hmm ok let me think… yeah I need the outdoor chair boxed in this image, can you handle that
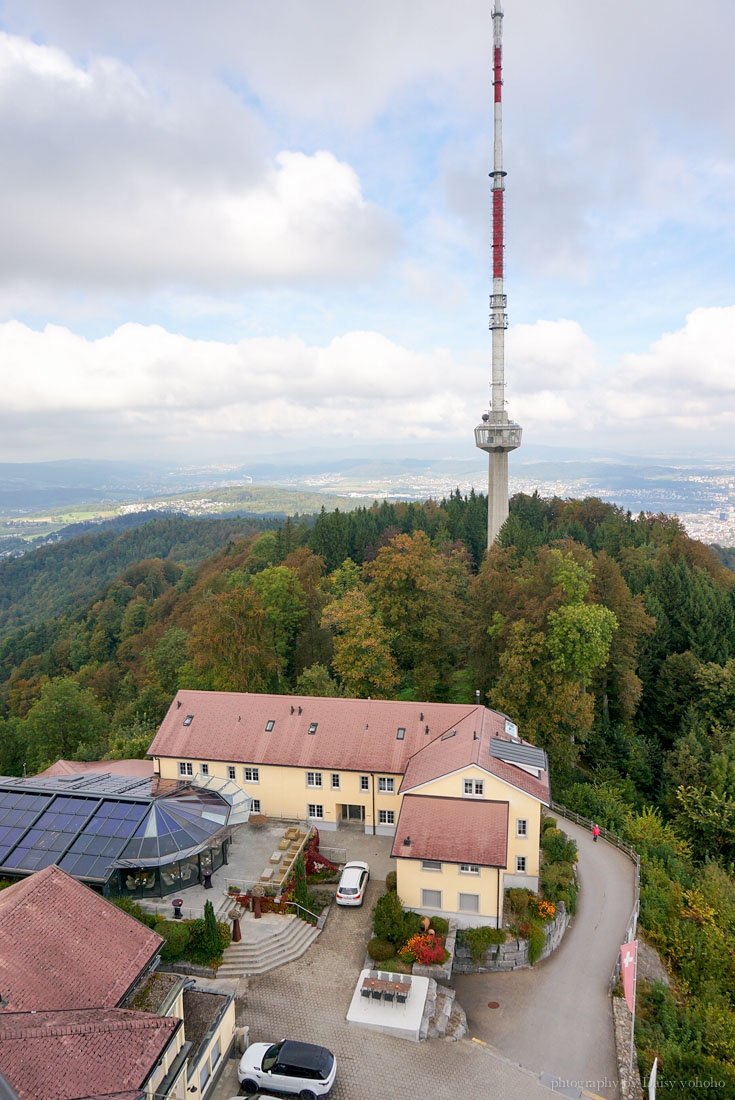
[383,990,395,1005]
[396,991,407,1005]
[371,989,382,1001]
[360,987,371,1000]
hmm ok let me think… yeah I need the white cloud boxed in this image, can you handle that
[0,31,396,292]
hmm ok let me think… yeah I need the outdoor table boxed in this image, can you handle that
[361,976,410,996]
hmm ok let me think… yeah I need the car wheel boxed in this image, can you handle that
[298,1090,317,1100]
[240,1080,258,1095]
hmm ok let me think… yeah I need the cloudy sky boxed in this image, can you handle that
[1,0,734,464]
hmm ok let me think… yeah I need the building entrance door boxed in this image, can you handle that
[340,804,365,824]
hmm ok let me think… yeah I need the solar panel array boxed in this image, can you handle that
[488,738,547,770]
[0,778,230,884]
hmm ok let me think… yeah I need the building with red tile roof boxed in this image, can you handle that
[148,688,552,927]
[36,758,154,778]
[0,1009,180,1100]
[0,865,162,1013]
[0,866,236,1100]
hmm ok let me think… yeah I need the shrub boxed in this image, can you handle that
[402,910,424,941]
[385,870,397,892]
[368,938,396,962]
[113,896,159,929]
[188,916,230,965]
[154,920,191,961]
[372,890,407,946]
[541,816,558,833]
[505,888,534,924]
[458,925,506,962]
[399,933,448,966]
[527,921,546,965]
[430,916,449,936]
[541,828,578,864]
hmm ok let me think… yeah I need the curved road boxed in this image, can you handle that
[454,816,636,1099]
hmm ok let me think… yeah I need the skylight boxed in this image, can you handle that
[396,727,406,740]
[440,729,456,741]
[183,715,194,726]
[308,722,318,735]
[265,720,275,732]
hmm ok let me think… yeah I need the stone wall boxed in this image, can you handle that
[453,901,570,974]
[612,996,644,1100]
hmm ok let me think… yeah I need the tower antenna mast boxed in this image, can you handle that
[474,0,522,548]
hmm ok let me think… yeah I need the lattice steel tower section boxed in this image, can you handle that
[474,0,522,548]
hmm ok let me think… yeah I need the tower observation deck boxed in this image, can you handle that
[474,0,522,548]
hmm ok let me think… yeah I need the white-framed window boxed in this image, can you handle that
[516,855,527,873]
[463,778,484,797]
[227,766,236,781]
[458,892,480,913]
[360,775,369,791]
[378,777,394,793]
[516,818,528,837]
[307,804,324,819]
[265,719,275,732]
[250,799,261,813]
[243,767,259,783]
[379,810,395,825]
[306,771,322,788]
[396,727,406,740]
[421,889,442,909]
[211,1037,221,1067]
[199,1061,210,1091]
[460,863,480,875]
[200,763,209,776]
[421,859,442,872]
[179,762,193,777]
[331,773,340,790]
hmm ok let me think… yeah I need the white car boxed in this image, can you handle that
[335,860,370,906]
[238,1039,337,1099]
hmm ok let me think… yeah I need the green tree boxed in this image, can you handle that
[23,678,107,772]
[295,664,341,698]
[188,587,278,692]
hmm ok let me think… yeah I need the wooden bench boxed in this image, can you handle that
[259,868,274,883]
[285,826,300,840]
[269,852,282,865]
[278,838,291,851]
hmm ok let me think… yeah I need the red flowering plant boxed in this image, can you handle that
[399,933,449,966]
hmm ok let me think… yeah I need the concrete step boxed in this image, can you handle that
[218,917,320,976]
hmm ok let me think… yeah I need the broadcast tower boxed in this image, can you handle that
[474,0,522,548]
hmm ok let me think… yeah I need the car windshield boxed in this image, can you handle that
[262,1043,282,1072]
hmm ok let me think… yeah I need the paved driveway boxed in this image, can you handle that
[454,817,636,1099]
[213,878,558,1100]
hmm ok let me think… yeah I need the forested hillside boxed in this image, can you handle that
[0,513,279,639]
[1,491,734,1095]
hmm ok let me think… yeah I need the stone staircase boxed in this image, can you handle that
[217,914,321,977]
[420,981,468,1041]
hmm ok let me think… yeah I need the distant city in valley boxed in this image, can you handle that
[1,448,734,554]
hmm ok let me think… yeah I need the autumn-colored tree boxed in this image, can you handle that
[364,531,470,696]
[187,587,278,692]
[321,588,398,698]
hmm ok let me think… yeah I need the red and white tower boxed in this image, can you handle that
[474,0,522,548]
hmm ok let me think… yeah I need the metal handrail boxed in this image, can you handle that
[550,800,640,991]
[285,900,320,923]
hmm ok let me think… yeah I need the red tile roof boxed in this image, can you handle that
[0,1008,179,1100]
[400,709,550,803]
[148,690,487,774]
[0,866,163,1012]
[391,795,509,866]
[35,758,154,778]
[148,691,549,807]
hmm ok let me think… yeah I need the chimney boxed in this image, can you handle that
[290,706,295,714]
[475,689,481,705]
[403,836,411,847]
[419,712,424,721]
[298,706,302,715]
[176,700,181,709]
[425,725,429,735]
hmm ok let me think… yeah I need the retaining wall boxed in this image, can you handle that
[453,901,570,973]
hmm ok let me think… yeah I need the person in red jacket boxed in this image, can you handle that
[592,823,601,843]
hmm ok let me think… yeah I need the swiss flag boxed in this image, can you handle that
[620,939,637,1012]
